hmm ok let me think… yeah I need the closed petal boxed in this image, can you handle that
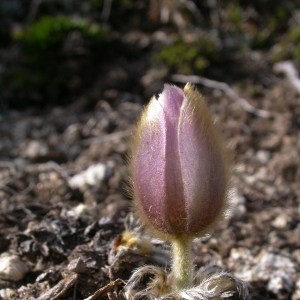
[160,85,186,235]
[132,85,188,236]
[132,97,167,233]
[179,83,229,235]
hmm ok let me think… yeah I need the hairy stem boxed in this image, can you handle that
[171,236,192,290]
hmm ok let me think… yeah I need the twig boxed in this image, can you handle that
[19,183,34,195]
[101,0,113,22]
[171,74,271,118]
[273,60,300,95]
[84,279,124,300]
[26,0,42,24]
[37,273,78,300]
[81,128,133,146]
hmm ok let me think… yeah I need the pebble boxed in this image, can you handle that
[255,150,271,164]
[292,278,300,300]
[24,140,49,160]
[254,250,296,281]
[0,288,15,298]
[267,270,294,294]
[229,188,246,218]
[229,248,297,295]
[0,253,29,281]
[271,214,290,229]
[67,258,86,273]
[69,163,113,189]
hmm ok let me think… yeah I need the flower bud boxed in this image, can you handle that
[131,83,229,239]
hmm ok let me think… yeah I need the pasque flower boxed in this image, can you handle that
[125,83,251,298]
[129,83,230,292]
[131,83,229,240]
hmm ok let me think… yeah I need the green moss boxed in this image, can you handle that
[155,34,218,74]
[89,0,104,8]
[7,15,112,106]
[288,26,300,43]
[292,45,300,62]
[228,4,245,26]
[13,15,110,54]
[274,6,289,21]
[271,25,300,62]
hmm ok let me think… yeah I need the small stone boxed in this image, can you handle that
[0,253,30,281]
[292,278,300,300]
[229,188,246,218]
[69,163,113,189]
[253,250,296,281]
[0,288,15,298]
[228,248,254,282]
[67,258,86,273]
[256,150,271,164]
[63,124,82,143]
[267,270,294,294]
[271,214,289,229]
[228,248,297,286]
[72,203,88,216]
[24,140,49,160]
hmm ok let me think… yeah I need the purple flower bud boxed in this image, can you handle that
[131,83,229,239]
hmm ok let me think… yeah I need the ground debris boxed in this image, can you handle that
[84,278,125,300]
[37,273,78,300]
[0,56,300,300]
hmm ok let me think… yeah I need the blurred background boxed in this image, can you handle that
[1,0,300,110]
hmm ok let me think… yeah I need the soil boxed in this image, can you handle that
[1,74,300,299]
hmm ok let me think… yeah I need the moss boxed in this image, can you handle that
[13,15,110,54]
[228,3,245,26]
[155,34,219,74]
[89,0,104,8]
[288,26,300,43]
[271,25,300,62]
[292,45,300,62]
[6,15,112,107]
